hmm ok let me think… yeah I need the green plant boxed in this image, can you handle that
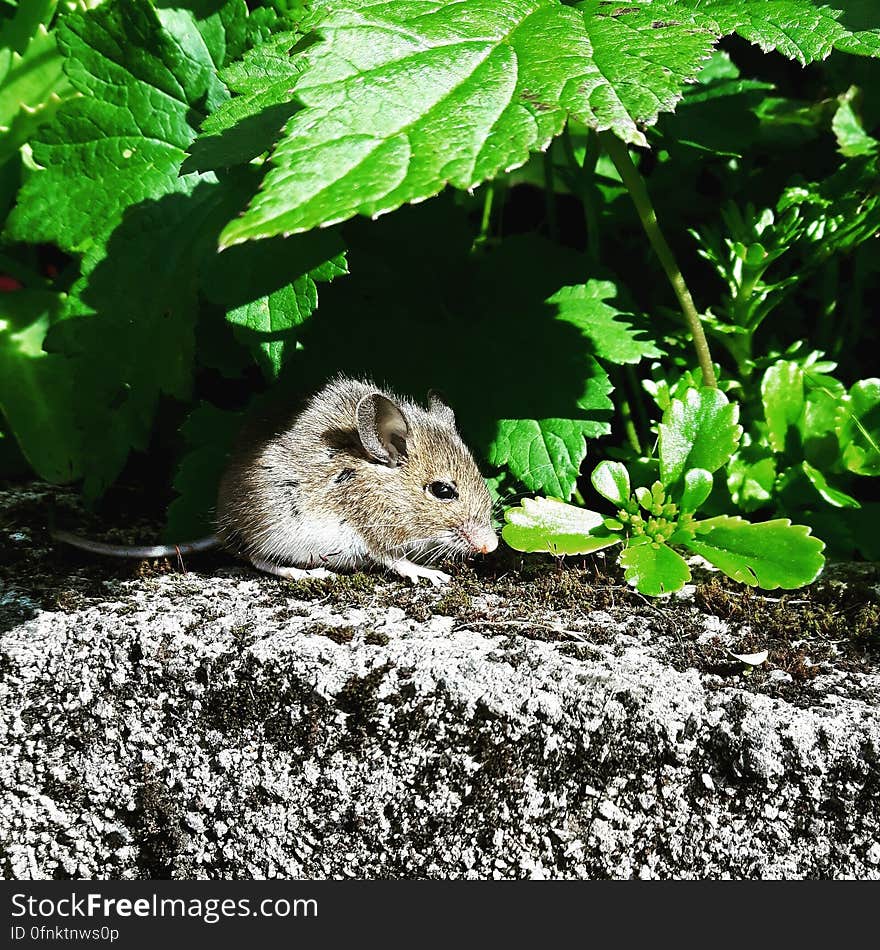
[0,0,878,584]
[503,386,826,595]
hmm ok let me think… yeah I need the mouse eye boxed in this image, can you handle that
[425,480,458,502]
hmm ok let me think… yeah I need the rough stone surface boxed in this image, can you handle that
[1,485,879,879]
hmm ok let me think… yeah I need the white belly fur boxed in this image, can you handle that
[266,513,370,570]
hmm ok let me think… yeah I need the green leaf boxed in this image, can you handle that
[203,231,348,379]
[727,454,776,511]
[832,93,878,157]
[685,515,825,589]
[218,0,720,245]
[799,387,844,470]
[502,496,619,555]
[491,418,595,500]
[841,378,880,476]
[0,1,56,59]
[0,7,73,166]
[576,1,718,141]
[5,0,248,253]
[633,0,880,64]
[591,460,630,506]
[0,289,83,483]
[761,359,804,453]
[51,172,255,497]
[183,30,308,173]
[619,539,691,596]
[658,387,742,485]
[679,467,713,512]
[802,461,860,508]
[548,282,663,364]
[2,0,273,496]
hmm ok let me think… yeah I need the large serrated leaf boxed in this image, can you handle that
[52,171,256,498]
[2,0,288,497]
[502,496,619,555]
[490,417,604,500]
[5,0,249,253]
[628,0,880,64]
[685,515,825,589]
[658,387,742,485]
[218,0,719,245]
[548,282,663,364]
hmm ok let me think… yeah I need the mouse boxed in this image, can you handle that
[53,376,499,586]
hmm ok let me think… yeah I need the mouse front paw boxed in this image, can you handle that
[387,558,451,587]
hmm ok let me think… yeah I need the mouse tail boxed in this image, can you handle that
[52,530,221,558]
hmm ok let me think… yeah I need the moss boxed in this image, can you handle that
[50,588,87,612]
[309,622,356,644]
[365,629,390,646]
[434,588,472,617]
[695,575,880,653]
[286,570,378,604]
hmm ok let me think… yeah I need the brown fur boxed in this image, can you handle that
[216,376,496,572]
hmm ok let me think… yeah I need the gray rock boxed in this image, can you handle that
[1,486,878,879]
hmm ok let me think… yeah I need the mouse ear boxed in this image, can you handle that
[427,389,456,425]
[356,393,410,466]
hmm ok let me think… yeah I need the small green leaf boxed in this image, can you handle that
[762,360,804,453]
[658,387,742,485]
[802,461,861,509]
[619,539,691,596]
[591,460,631,506]
[502,497,620,556]
[679,468,713,512]
[634,486,652,510]
[833,95,877,158]
[0,289,82,483]
[727,454,776,511]
[841,378,880,476]
[685,515,825,589]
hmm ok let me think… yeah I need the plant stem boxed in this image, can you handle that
[624,365,651,452]
[615,372,642,454]
[474,182,495,249]
[562,126,601,263]
[600,132,717,389]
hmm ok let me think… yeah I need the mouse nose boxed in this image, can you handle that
[478,533,498,555]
